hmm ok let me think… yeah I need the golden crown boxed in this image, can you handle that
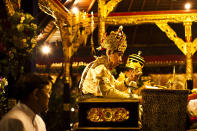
[126,51,145,73]
[98,26,127,53]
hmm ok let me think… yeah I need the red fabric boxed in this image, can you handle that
[190,116,197,125]
[188,94,197,102]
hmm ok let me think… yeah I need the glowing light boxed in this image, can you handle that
[71,107,75,112]
[185,3,191,10]
[71,7,79,14]
[41,45,51,54]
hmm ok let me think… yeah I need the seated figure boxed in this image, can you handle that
[79,26,134,98]
[117,51,145,97]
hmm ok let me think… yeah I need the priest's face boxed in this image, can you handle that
[108,51,123,68]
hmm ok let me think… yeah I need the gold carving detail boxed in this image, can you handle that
[98,0,122,43]
[184,22,192,42]
[87,108,129,122]
[156,22,186,55]
[186,52,193,80]
[98,0,106,44]
[39,0,95,54]
[192,38,197,55]
[106,0,123,17]
[38,0,72,24]
[105,14,197,25]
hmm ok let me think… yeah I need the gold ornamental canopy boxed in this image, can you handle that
[37,0,197,87]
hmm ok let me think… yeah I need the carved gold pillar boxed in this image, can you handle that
[56,17,72,86]
[186,49,193,79]
[98,0,106,44]
[105,0,123,16]
[156,22,193,89]
[184,22,193,81]
[184,22,193,90]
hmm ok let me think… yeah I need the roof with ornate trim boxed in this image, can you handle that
[22,0,197,73]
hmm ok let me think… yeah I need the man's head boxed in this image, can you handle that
[15,73,52,113]
[98,26,127,68]
[100,26,127,54]
[107,50,123,68]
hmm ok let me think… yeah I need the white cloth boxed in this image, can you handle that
[188,99,197,117]
[0,102,46,131]
[79,56,130,98]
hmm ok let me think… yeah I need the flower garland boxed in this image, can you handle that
[0,4,38,79]
[0,11,37,55]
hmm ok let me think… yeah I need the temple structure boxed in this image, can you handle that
[35,0,197,90]
[4,0,197,130]
[34,0,196,130]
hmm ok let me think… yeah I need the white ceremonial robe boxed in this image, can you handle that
[79,56,130,98]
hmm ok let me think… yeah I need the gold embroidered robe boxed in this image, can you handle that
[79,56,130,98]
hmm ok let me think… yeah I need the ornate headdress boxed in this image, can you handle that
[97,26,127,53]
[126,51,145,74]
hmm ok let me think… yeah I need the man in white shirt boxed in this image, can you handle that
[0,73,52,131]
